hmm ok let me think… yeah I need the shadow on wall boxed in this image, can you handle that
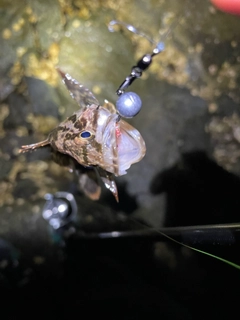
[150,151,240,227]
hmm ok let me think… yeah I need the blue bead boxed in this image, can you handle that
[116,92,142,118]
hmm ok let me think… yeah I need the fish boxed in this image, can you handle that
[19,70,146,201]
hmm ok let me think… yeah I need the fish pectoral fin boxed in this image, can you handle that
[19,139,50,153]
[97,167,119,202]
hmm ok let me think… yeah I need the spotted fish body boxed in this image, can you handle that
[19,70,146,201]
[49,104,145,176]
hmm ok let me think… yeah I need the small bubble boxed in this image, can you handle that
[209,6,216,14]
[32,205,40,214]
[12,18,25,32]
[16,126,28,137]
[13,147,21,156]
[195,43,203,53]
[105,45,112,52]
[28,14,38,24]
[231,41,237,48]
[72,19,81,28]
[6,206,13,213]
[2,29,12,39]
[25,6,33,15]
[191,88,198,96]
[65,31,71,38]
[59,105,65,115]
[92,85,101,95]
[16,47,27,57]
[233,127,240,143]
[208,64,218,75]
[52,32,59,39]
[16,198,25,205]
[208,103,218,113]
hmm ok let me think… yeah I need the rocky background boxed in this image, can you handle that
[1,0,240,318]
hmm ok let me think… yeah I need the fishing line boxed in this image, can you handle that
[108,15,182,119]
[130,217,240,270]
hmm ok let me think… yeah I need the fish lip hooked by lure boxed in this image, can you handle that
[19,18,180,201]
[19,69,146,202]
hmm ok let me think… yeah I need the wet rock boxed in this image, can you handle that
[0,77,14,102]
[4,92,32,130]
[12,178,39,199]
[0,158,12,180]
[25,77,61,119]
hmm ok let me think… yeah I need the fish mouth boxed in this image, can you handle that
[100,115,146,176]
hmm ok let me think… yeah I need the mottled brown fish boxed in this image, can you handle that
[19,70,146,201]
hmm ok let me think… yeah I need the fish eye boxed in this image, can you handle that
[80,131,92,138]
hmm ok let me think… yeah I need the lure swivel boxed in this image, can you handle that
[108,20,172,119]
